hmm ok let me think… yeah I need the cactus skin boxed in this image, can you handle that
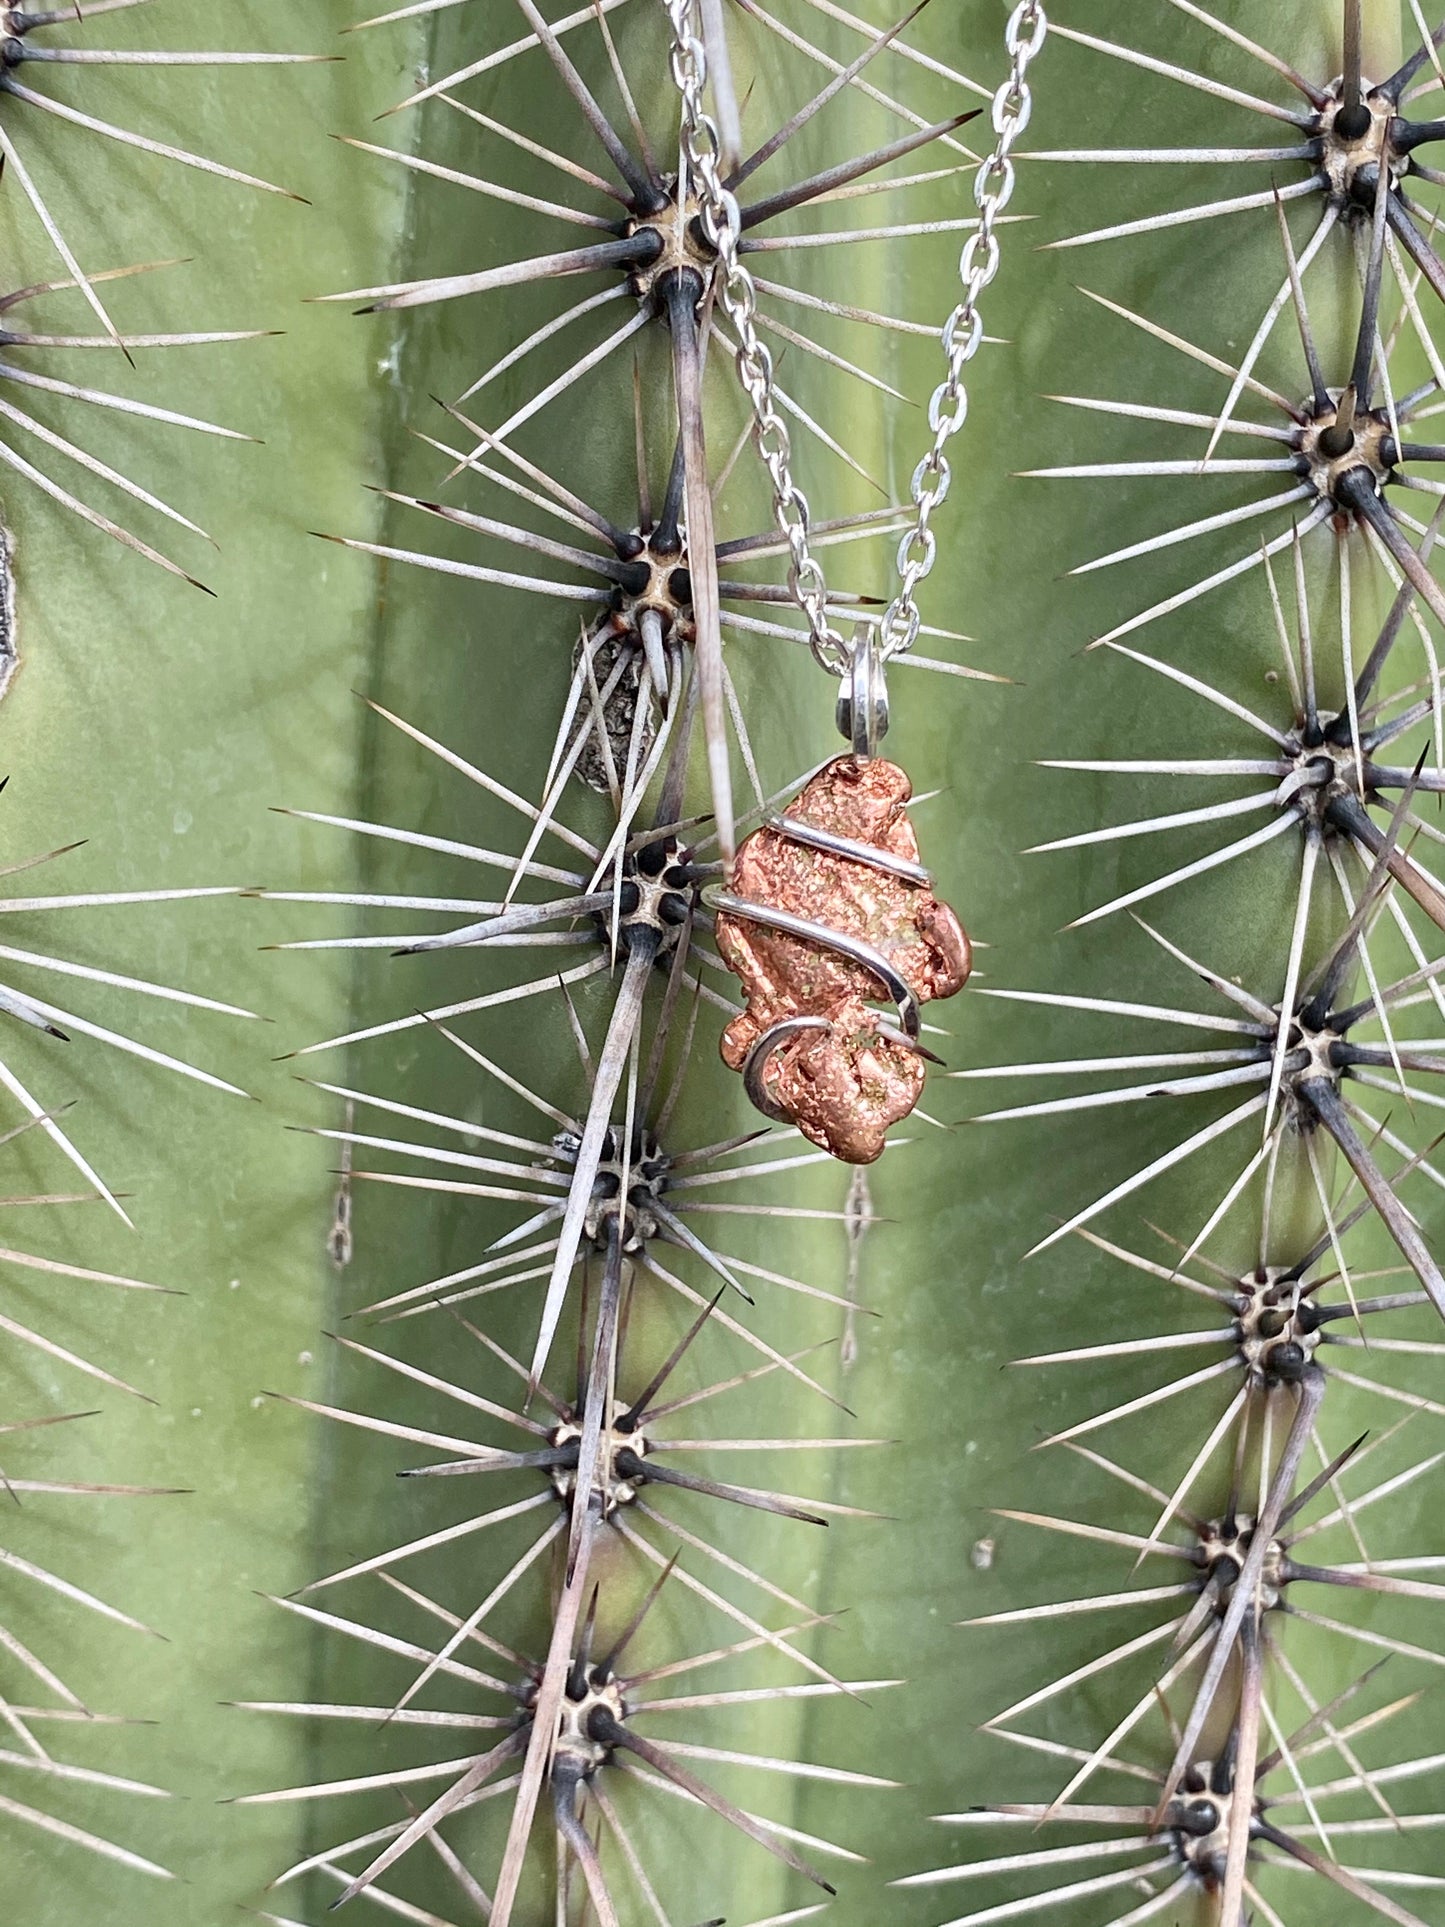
[0,4,421,1921]
[0,3,1441,1926]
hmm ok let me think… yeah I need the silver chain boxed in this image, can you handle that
[667,0,842,671]
[881,1,1046,658]
[667,0,1046,682]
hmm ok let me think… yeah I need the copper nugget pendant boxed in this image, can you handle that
[714,756,970,1163]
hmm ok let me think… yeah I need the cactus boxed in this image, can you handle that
[0,4,1442,1927]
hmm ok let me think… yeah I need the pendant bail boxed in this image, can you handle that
[835,623,889,761]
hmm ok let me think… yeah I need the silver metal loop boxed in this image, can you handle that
[708,885,921,1038]
[742,1016,831,1123]
[766,811,931,887]
[835,624,890,759]
[741,1013,943,1125]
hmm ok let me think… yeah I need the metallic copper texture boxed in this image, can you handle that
[716,757,970,1162]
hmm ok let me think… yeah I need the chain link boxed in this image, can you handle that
[667,0,1046,683]
[665,0,847,673]
[881,0,1046,659]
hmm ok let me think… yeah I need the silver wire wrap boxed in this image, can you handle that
[705,884,923,1037]
[764,810,932,888]
[837,620,889,758]
[666,0,1048,693]
[741,1015,831,1124]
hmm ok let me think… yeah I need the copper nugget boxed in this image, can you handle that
[715,757,970,1163]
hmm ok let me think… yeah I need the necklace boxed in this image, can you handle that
[666,0,1048,1161]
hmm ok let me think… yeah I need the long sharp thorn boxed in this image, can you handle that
[699,0,742,173]
[1203,207,1338,461]
[328,1737,524,1910]
[1258,1821,1433,1927]
[1340,469,1445,636]
[509,0,655,204]
[1275,187,1327,409]
[1387,193,1445,311]
[565,1221,625,1578]
[1300,1076,1445,1318]
[610,1726,835,1894]
[6,78,300,199]
[1342,0,1363,116]
[739,110,978,230]
[1220,1620,1264,1927]
[1157,1370,1325,1820]
[1266,831,1320,1134]
[1352,156,1392,404]
[730,0,932,188]
[667,282,734,864]
[552,1778,621,1927]
[530,946,653,1390]
[0,123,127,357]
